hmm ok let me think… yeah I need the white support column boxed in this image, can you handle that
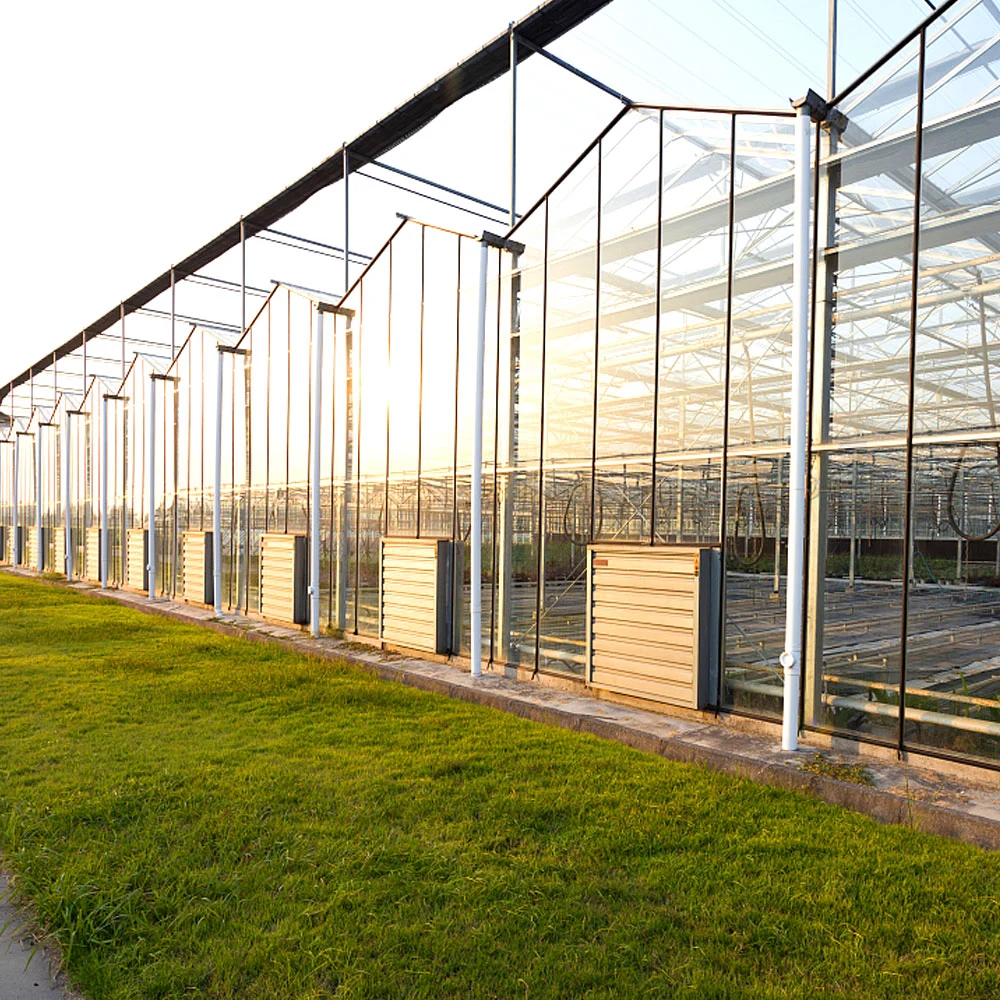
[471,238,489,678]
[63,411,72,578]
[343,144,350,294]
[509,24,517,228]
[100,396,109,588]
[12,434,19,566]
[213,348,224,615]
[147,375,157,599]
[781,95,818,752]
[309,307,325,638]
[36,426,43,573]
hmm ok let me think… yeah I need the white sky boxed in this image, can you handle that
[0,0,932,395]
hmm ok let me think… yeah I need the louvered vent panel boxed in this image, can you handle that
[53,527,67,576]
[85,528,102,582]
[24,527,44,570]
[587,545,720,710]
[259,533,307,625]
[380,537,455,655]
[126,529,148,592]
[181,531,213,606]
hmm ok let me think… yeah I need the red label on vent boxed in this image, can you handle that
[592,558,608,567]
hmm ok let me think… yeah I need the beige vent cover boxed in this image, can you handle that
[259,533,308,626]
[85,527,102,582]
[181,531,214,606]
[53,526,67,576]
[126,529,148,592]
[587,544,720,710]
[24,526,43,570]
[380,537,457,655]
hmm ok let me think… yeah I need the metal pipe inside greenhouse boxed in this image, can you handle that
[213,348,224,616]
[470,237,489,678]
[780,94,817,752]
[310,307,324,639]
[147,375,156,600]
[100,396,108,589]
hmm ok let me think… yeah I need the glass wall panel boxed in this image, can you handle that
[419,228,460,541]
[246,305,273,613]
[903,10,1000,761]
[355,255,390,635]
[505,207,546,669]
[904,443,1000,760]
[286,293,312,537]
[387,224,423,537]
[267,291,290,535]
[326,309,354,632]
[107,397,125,586]
[538,148,599,676]
[830,37,921,444]
[593,114,659,545]
[807,448,905,744]
[219,350,237,609]
[723,114,798,715]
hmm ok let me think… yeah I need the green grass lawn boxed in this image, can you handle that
[0,573,999,999]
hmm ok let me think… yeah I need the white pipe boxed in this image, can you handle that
[213,348,224,615]
[509,25,517,229]
[780,103,813,752]
[471,238,489,678]
[36,426,43,573]
[309,307,324,638]
[63,411,72,578]
[100,396,108,588]
[147,376,156,599]
[12,435,19,566]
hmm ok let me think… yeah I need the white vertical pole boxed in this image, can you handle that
[240,219,246,334]
[12,434,19,566]
[100,396,109,588]
[310,308,324,637]
[36,427,43,573]
[781,102,814,752]
[147,376,157,599]
[63,411,72,578]
[170,268,176,360]
[509,25,517,229]
[471,238,489,677]
[343,145,350,294]
[213,349,224,615]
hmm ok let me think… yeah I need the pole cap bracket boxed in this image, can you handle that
[791,88,831,123]
[481,231,526,255]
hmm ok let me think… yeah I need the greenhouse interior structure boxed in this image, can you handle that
[5,0,1000,769]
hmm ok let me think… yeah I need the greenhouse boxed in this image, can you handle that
[4,0,1000,769]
